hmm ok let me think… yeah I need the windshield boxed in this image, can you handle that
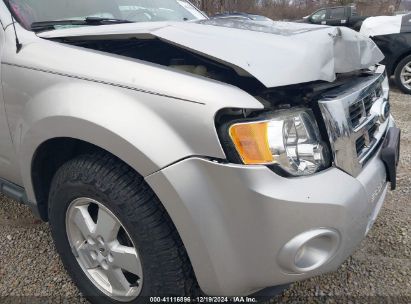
[7,0,206,29]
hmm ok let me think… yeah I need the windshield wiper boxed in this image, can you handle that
[31,17,133,32]
[84,16,133,24]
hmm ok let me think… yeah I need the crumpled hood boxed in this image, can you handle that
[38,19,384,88]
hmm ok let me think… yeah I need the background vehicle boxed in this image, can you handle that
[361,14,411,94]
[0,0,399,302]
[301,5,368,30]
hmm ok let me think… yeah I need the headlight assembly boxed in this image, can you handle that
[228,108,330,176]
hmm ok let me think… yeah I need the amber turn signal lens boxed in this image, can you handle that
[229,121,274,164]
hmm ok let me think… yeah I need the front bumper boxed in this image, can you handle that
[145,118,395,296]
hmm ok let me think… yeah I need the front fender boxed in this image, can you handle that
[14,80,225,203]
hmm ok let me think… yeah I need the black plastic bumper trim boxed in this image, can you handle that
[381,127,401,190]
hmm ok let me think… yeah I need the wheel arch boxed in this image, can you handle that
[20,113,161,218]
[30,137,119,221]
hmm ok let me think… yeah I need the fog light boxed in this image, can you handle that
[278,229,340,273]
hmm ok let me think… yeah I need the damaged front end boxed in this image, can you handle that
[38,20,389,177]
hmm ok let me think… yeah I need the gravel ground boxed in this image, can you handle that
[0,90,410,303]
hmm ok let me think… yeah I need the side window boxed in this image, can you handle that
[311,9,326,23]
[329,8,346,19]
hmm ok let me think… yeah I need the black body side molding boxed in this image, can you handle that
[0,178,42,219]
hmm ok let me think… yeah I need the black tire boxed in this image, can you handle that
[48,152,199,303]
[394,55,411,95]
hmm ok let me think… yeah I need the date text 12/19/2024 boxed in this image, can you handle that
[149,297,258,303]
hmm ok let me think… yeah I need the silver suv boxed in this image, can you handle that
[0,0,400,301]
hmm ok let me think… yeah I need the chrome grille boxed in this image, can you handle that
[368,123,379,139]
[364,94,374,114]
[349,101,363,127]
[348,82,384,129]
[318,68,390,177]
[355,123,379,157]
[355,136,366,156]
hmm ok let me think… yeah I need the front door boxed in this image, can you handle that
[0,26,22,185]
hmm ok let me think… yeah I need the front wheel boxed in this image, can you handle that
[394,55,411,94]
[48,153,198,303]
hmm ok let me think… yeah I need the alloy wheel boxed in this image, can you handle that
[400,62,411,90]
[66,197,143,301]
